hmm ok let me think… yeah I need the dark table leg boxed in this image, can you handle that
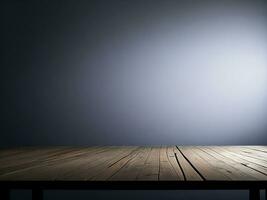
[249,189,260,200]
[0,189,10,200]
[32,188,43,200]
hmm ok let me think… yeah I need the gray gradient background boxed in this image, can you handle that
[2,0,267,199]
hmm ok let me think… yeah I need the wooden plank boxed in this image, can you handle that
[247,146,267,153]
[185,147,244,180]
[216,146,267,170]
[174,146,203,181]
[178,146,231,180]
[159,146,182,180]
[210,146,267,178]
[0,147,92,175]
[58,146,139,180]
[192,147,235,180]
[166,146,184,180]
[239,147,267,159]
[0,148,68,168]
[225,146,267,162]
[203,146,267,180]
[108,147,152,180]
[0,147,106,177]
[0,148,37,159]
[0,146,114,180]
[88,146,142,180]
[197,147,262,180]
[0,146,266,182]
[49,146,137,180]
[136,147,160,180]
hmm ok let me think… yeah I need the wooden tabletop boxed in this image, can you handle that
[0,146,266,183]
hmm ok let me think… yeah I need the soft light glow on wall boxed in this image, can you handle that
[65,1,267,144]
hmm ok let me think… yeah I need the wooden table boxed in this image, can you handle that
[0,146,267,200]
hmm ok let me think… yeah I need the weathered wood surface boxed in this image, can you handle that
[0,146,267,182]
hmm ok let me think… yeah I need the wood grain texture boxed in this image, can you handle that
[0,146,266,182]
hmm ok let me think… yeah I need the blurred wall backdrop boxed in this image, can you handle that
[2,1,267,199]
[2,0,267,147]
